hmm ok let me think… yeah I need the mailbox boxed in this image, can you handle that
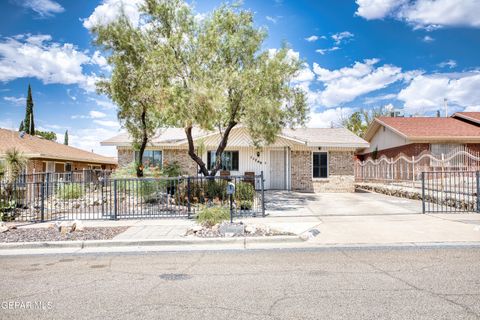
[226,182,235,195]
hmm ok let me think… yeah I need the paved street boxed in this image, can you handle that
[1,247,480,319]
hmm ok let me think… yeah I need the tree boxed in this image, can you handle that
[91,9,161,177]
[341,106,390,138]
[140,0,307,176]
[35,130,57,141]
[64,130,69,145]
[18,120,24,132]
[4,148,26,185]
[23,84,35,135]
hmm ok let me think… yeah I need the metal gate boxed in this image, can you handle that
[421,171,480,213]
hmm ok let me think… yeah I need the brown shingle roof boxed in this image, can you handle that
[0,128,117,164]
[373,116,480,139]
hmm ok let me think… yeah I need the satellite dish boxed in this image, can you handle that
[19,131,26,139]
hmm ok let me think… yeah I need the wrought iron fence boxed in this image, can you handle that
[422,171,480,213]
[11,169,113,185]
[0,173,265,222]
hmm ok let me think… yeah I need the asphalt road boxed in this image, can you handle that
[1,247,480,320]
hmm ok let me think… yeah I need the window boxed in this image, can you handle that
[208,151,239,171]
[135,150,162,167]
[313,152,328,178]
[64,163,72,172]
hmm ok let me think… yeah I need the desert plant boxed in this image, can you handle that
[235,182,255,201]
[0,161,5,179]
[239,200,253,211]
[161,161,182,177]
[56,183,84,200]
[4,148,26,184]
[197,206,230,227]
[205,179,228,200]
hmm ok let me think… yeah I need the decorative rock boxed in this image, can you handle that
[191,225,203,233]
[245,224,256,234]
[0,222,9,233]
[71,220,84,232]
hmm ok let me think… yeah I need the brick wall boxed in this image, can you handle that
[290,150,314,192]
[26,159,43,174]
[118,148,134,167]
[163,149,198,176]
[359,143,430,160]
[291,150,355,193]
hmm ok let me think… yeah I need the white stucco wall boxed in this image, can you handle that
[364,125,407,153]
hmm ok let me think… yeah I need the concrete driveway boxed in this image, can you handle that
[241,190,480,245]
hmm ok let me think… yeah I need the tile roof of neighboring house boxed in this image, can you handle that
[452,112,480,125]
[0,128,117,165]
[364,116,480,142]
[102,126,369,148]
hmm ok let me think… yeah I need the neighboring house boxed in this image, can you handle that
[0,128,117,174]
[359,113,480,160]
[101,126,368,192]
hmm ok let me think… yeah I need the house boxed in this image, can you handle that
[0,128,117,174]
[101,126,369,192]
[359,113,480,160]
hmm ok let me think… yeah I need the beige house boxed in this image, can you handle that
[0,128,117,174]
[102,127,368,192]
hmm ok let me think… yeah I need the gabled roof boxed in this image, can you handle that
[0,128,117,165]
[452,112,480,125]
[102,126,369,149]
[364,116,480,142]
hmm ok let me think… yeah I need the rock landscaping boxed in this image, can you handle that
[0,221,128,243]
[186,221,294,238]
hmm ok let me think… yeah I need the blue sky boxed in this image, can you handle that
[1,0,480,156]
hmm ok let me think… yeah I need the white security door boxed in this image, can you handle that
[270,150,286,189]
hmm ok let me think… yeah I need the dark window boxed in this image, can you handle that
[135,150,162,167]
[207,151,239,171]
[64,163,72,172]
[313,152,328,178]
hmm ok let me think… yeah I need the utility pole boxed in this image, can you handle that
[444,98,448,117]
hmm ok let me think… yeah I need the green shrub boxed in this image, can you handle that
[205,179,227,200]
[197,206,230,227]
[239,200,253,210]
[56,183,84,200]
[235,182,255,201]
[161,161,183,177]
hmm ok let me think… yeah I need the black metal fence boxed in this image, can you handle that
[422,171,480,213]
[0,173,265,222]
[12,169,113,185]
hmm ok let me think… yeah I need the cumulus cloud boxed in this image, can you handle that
[398,72,480,114]
[83,0,144,29]
[3,96,25,106]
[69,127,119,157]
[0,34,98,91]
[331,31,354,45]
[438,59,457,69]
[355,0,480,29]
[308,107,354,128]
[313,59,415,107]
[19,0,64,17]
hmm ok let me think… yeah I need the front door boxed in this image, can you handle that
[270,150,286,189]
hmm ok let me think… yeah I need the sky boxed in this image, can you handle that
[1,0,480,157]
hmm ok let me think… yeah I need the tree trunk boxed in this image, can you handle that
[136,109,148,178]
[185,126,209,176]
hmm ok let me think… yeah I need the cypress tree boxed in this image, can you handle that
[19,120,24,132]
[24,84,35,135]
[64,130,69,145]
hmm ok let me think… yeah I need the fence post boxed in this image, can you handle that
[187,176,191,218]
[261,171,265,217]
[113,179,118,220]
[40,175,47,222]
[476,171,480,213]
[421,172,425,214]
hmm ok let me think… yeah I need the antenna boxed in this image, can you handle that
[444,98,448,117]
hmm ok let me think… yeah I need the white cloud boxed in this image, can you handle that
[313,59,414,107]
[355,0,480,29]
[83,0,144,29]
[89,110,107,119]
[422,35,434,42]
[0,34,98,92]
[69,127,119,157]
[91,51,112,72]
[305,35,325,42]
[308,107,354,128]
[398,72,480,114]
[93,120,120,128]
[438,59,457,69]
[266,16,277,24]
[3,96,25,106]
[88,97,117,110]
[363,93,397,104]
[20,0,64,17]
[331,31,354,45]
[315,47,340,55]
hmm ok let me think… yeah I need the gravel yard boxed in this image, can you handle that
[0,226,129,243]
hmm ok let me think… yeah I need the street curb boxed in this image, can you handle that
[0,235,303,250]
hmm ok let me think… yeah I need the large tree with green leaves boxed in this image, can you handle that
[91,10,161,177]
[341,106,390,138]
[22,84,35,135]
[64,130,69,145]
[144,0,307,176]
